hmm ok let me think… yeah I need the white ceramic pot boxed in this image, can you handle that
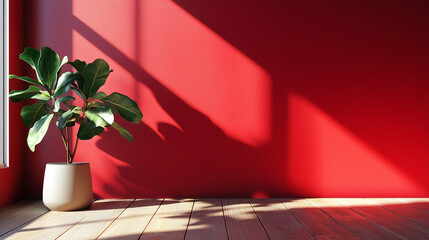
[42,162,93,211]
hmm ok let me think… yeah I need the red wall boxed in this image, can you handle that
[0,0,25,208]
[24,0,429,198]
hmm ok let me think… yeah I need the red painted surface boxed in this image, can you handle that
[0,0,25,208]
[23,0,429,198]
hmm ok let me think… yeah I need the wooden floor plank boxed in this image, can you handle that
[140,199,194,240]
[98,199,163,240]
[395,198,429,211]
[367,198,429,228]
[249,198,315,240]
[222,199,269,240]
[335,198,429,239]
[185,199,228,240]
[307,198,405,240]
[0,200,36,217]
[0,201,48,237]
[280,198,360,240]
[2,206,89,240]
[1,198,429,239]
[57,199,133,240]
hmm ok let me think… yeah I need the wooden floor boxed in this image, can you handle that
[0,198,428,239]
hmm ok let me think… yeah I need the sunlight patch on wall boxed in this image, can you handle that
[287,93,425,196]
[137,0,271,146]
[72,0,138,62]
[72,0,271,146]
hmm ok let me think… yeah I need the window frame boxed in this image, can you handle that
[1,0,8,168]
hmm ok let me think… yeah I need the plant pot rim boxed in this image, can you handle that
[46,162,89,165]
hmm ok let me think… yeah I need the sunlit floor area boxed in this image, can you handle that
[0,198,428,239]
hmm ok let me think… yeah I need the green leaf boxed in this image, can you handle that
[38,47,60,90]
[77,118,104,140]
[9,85,42,102]
[19,47,40,70]
[60,56,69,67]
[27,113,54,152]
[65,120,76,127]
[9,75,43,87]
[57,72,77,90]
[57,109,73,129]
[69,59,86,73]
[57,56,68,74]
[54,96,75,112]
[21,102,50,128]
[82,59,111,98]
[72,107,82,114]
[60,119,76,128]
[31,91,51,101]
[31,95,50,101]
[71,87,86,100]
[88,102,105,109]
[86,107,114,127]
[102,92,142,124]
[55,56,69,88]
[65,103,76,110]
[68,60,86,89]
[76,75,84,90]
[53,72,77,97]
[90,91,107,101]
[111,122,133,143]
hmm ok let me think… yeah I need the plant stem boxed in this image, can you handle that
[54,114,73,163]
[70,137,79,163]
[51,97,72,163]
[65,127,70,163]
[58,128,73,163]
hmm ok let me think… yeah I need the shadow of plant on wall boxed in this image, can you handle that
[68,17,281,197]
[62,0,429,198]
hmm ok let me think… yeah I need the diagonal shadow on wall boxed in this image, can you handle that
[172,0,429,195]
[71,16,284,197]
[66,0,429,197]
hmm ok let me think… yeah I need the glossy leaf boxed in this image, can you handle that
[82,59,111,98]
[77,118,104,140]
[9,75,43,87]
[69,59,86,90]
[72,107,83,114]
[21,102,50,128]
[88,102,105,109]
[31,91,51,101]
[57,109,73,129]
[86,107,114,127]
[31,95,50,101]
[27,114,54,152]
[69,59,86,73]
[54,96,75,112]
[19,47,40,70]
[65,120,76,127]
[9,85,42,102]
[90,91,107,101]
[65,103,76,110]
[111,122,133,142]
[71,87,86,100]
[38,47,60,90]
[56,72,77,90]
[102,92,142,124]
[56,56,69,80]
[54,72,77,97]
[76,75,84,90]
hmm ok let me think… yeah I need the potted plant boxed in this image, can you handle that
[9,47,142,211]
